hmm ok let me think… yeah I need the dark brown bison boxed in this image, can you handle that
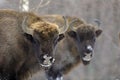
[0,10,66,80]
[41,15,102,80]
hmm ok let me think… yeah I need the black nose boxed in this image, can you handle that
[39,54,55,67]
[86,49,92,53]
[50,57,55,63]
[85,45,93,53]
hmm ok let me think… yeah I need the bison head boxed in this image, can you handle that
[22,16,66,67]
[67,19,102,65]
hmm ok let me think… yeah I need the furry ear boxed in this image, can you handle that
[68,31,77,38]
[95,29,102,37]
[58,34,65,42]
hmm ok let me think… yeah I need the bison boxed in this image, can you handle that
[0,10,66,80]
[40,15,102,80]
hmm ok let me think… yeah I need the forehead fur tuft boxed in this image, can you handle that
[77,24,96,33]
[31,21,59,39]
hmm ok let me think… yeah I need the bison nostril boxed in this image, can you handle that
[50,57,55,63]
[86,49,92,53]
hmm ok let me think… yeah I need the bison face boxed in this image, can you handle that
[68,24,102,65]
[33,30,64,67]
[22,18,65,67]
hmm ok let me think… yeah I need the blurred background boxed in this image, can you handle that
[0,0,120,80]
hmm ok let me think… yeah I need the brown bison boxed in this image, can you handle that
[0,10,66,80]
[41,15,102,80]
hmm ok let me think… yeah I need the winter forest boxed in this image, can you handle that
[0,0,120,80]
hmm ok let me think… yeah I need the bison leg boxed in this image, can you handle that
[45,67,63,80]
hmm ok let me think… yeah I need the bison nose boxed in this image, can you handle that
[86,45,93,53]
[49,57,55,63]
[40,54,55,67]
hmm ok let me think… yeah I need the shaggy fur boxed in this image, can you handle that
[41,15,102,80]
[0,10,63,80]
[30,21,59,39]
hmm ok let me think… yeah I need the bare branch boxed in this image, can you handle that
[32,0,51,12]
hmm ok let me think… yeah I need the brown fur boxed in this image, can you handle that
[40,15,85,31]
[41,15,102,80]
[30,21,59,39]
[0,10,62,80]
[41,15,86,73]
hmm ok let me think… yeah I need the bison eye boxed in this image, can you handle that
[58,34,64,42]
[68,31,77,38]
[24,33,34,42]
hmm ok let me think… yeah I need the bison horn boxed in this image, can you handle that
[69,18,79,31]
[94,19,101,27]
[58,16,69,34]
[22,16,34,35]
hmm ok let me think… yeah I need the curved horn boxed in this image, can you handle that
[94,19,101,27]
[58,16,69,34]
[69,18,79,31]
[22,16,34,35]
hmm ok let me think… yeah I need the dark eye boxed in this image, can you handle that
[53,34,65,46]
[24,33,34,42]
[58,34,64,42]
[68,31,77,38]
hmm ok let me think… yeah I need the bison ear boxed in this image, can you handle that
[58,34,65,42]
[68,31,77,38]
[95,29,102,37]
